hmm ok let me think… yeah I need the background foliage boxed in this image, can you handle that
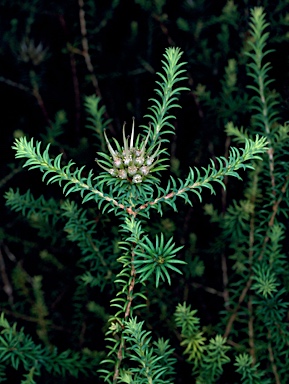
[0,0,289,383]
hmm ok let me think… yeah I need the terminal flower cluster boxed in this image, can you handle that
[96,118,162,183]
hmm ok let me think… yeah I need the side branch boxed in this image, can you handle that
[135,136,267,214]
[12,137,128,212]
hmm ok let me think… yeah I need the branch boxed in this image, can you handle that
[78,0,101,96]
[136,136,268,215]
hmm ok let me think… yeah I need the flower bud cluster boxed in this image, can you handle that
[96,119,160,184]
[19,39,48,66]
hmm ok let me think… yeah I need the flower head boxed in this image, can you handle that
[19,39,48,66]
[96,118,163,183]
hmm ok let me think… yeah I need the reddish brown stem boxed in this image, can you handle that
[268,331,281,384]
[0,307,68,332]
[0,248,14,306]
[191,282,224,297]
[58,15,81,134]
[78,0,101,96]
[248,296,256,364]
[29,70,52,128]
[0,167,22,189]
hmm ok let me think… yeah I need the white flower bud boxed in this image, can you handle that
[113,157,122,168]
[132,174,142,183]
[134,156,144,166]
[109,168,118,176]
[118,169,127,179]
[139,165,149,176]
[128,165,138,176]
[123,155,132,166]
[146,156,154,166]
[135,149,142,157]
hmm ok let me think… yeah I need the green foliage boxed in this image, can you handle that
[196,335,230,384]
[5,45,268,382]
[0,313,95,381]
[11,48,266,221]
[40,111,68,146]
[251,264,280,299]
[84,95,111,153]
[133,233,185,287]
[213,6,289,383]
[175,303,230,383]
[2,1,289,383]
[120,317,175,383]
[61,199,116,290]
[175,303,206,366]
[234,354,271,384]
[5,188,60,226]
[142,48,188,144]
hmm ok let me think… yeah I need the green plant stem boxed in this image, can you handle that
[113,249,137,382]
[256,71,276,195]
